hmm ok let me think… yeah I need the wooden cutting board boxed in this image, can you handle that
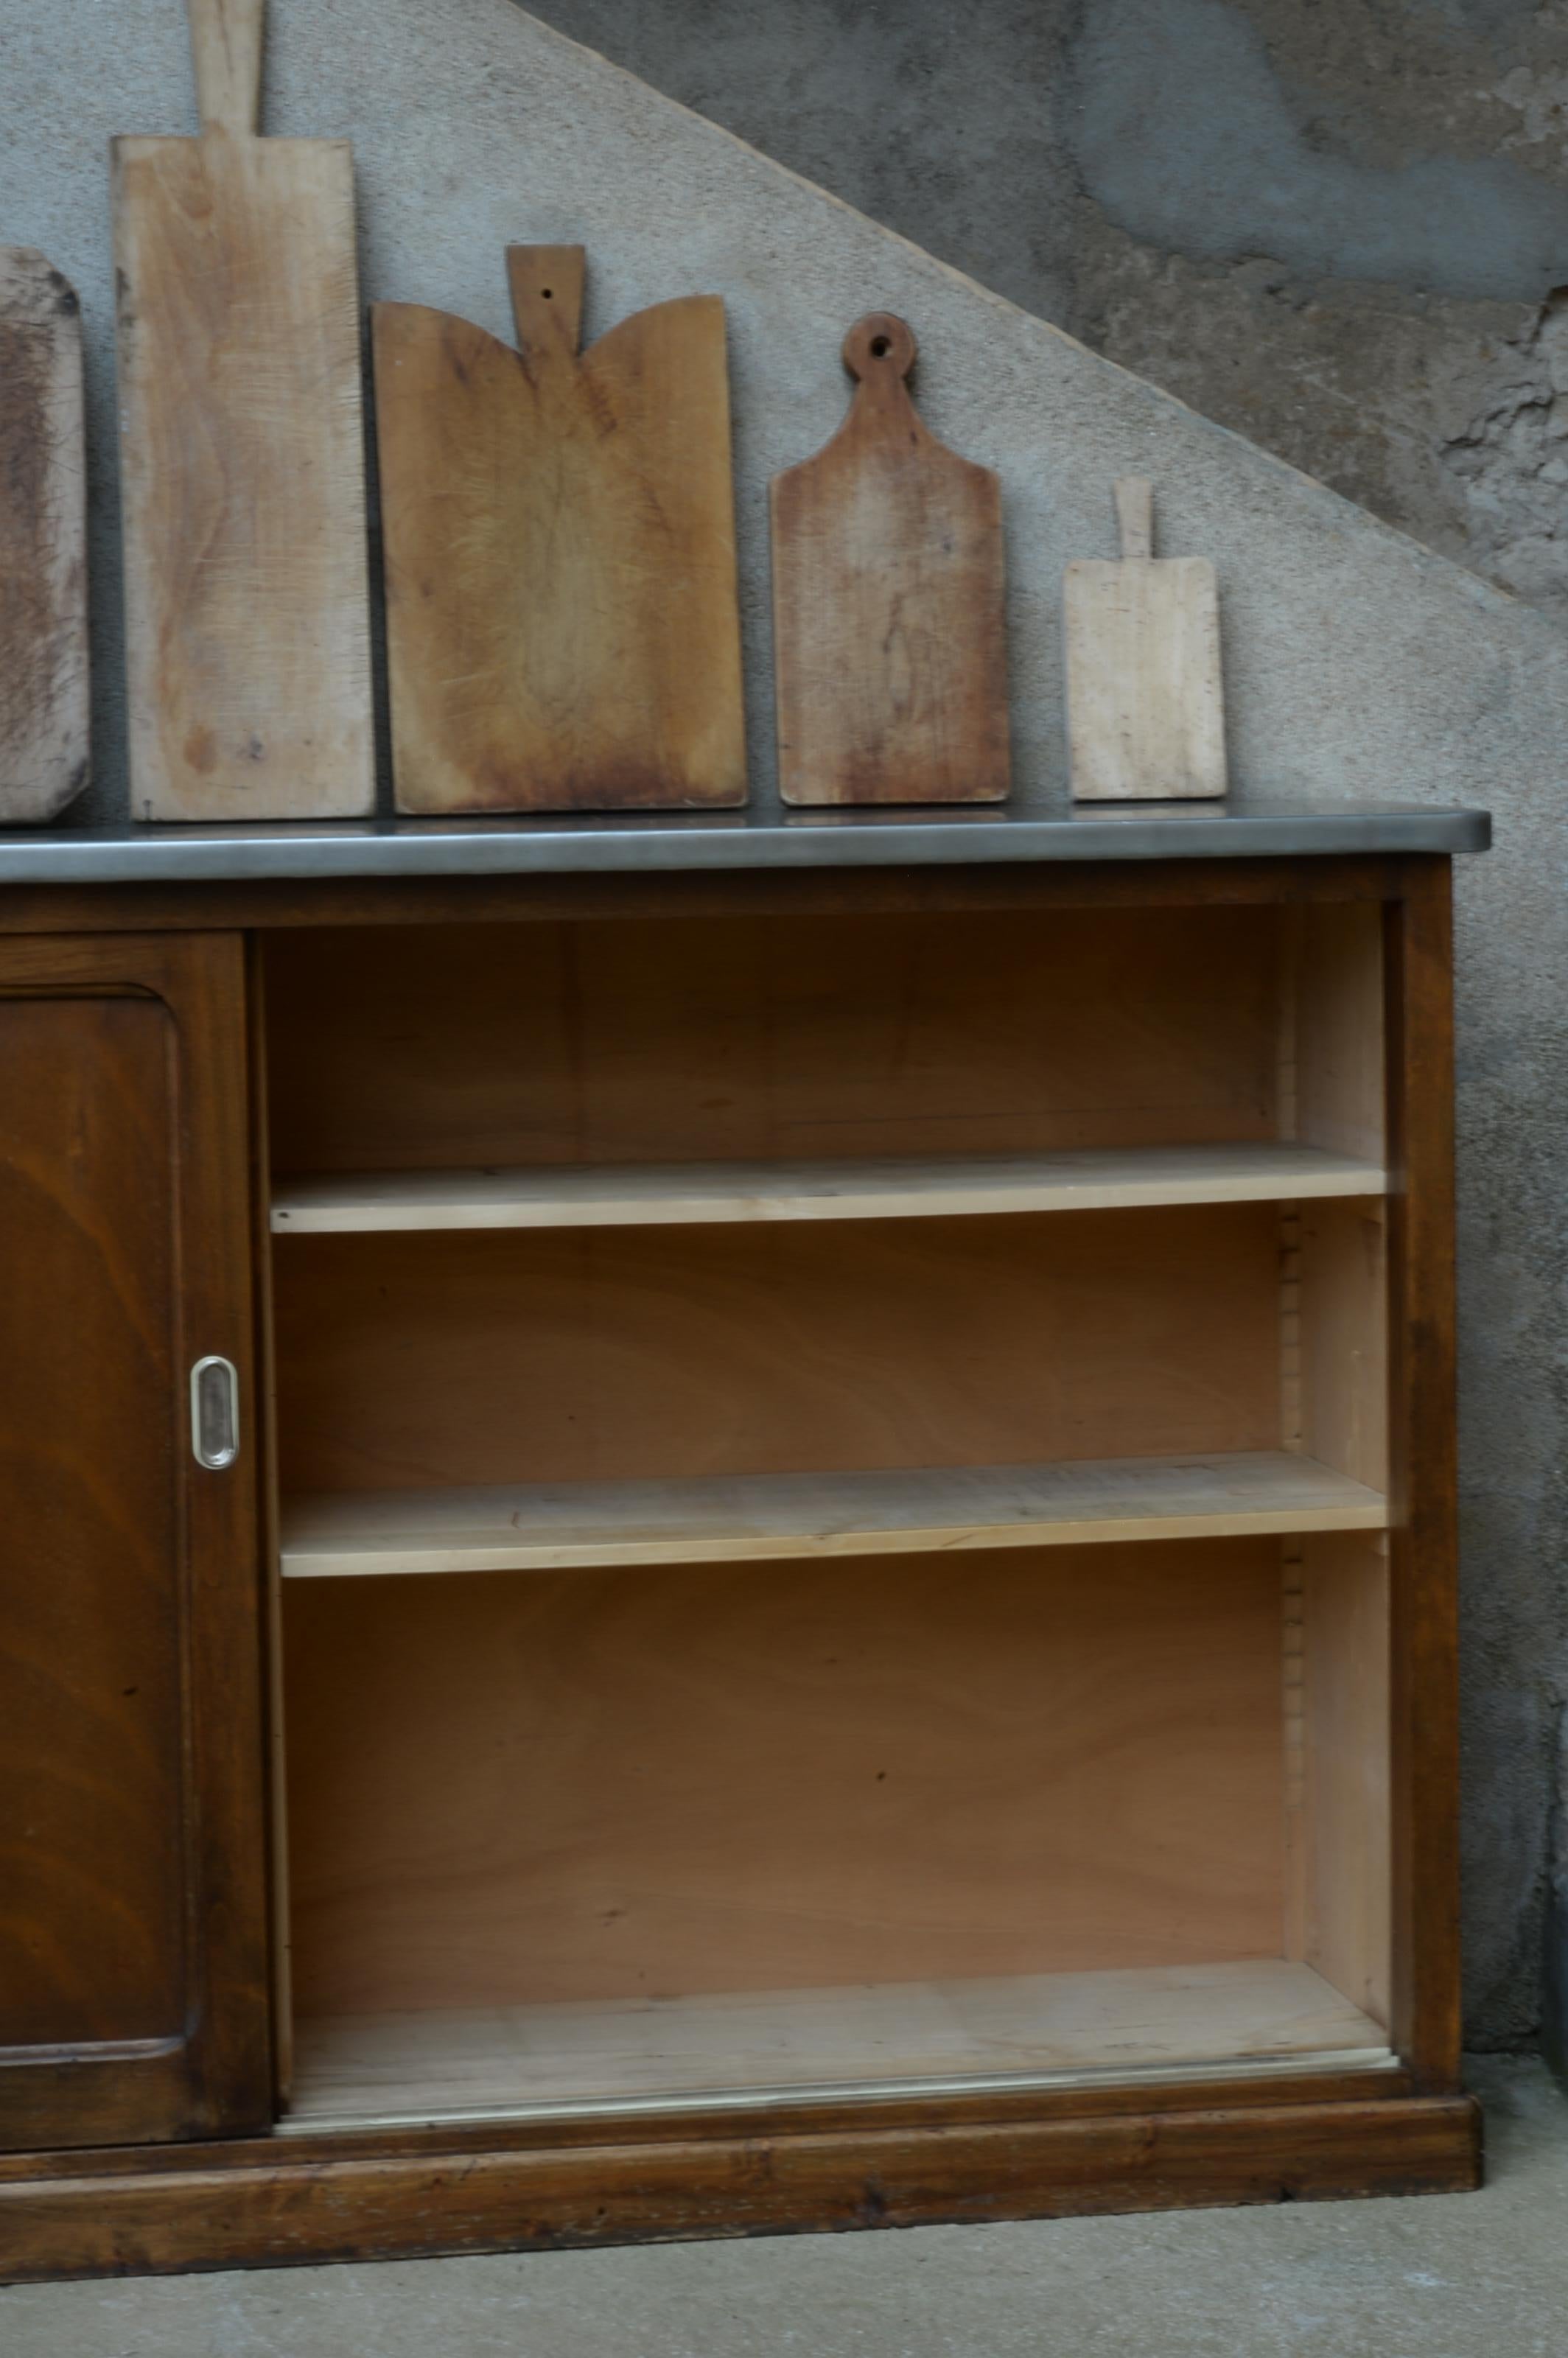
[1064,478,1227,802]
[0,251,88,824]
[113,0,373,821]
[373,246,746,813]
[769,313,1009,806]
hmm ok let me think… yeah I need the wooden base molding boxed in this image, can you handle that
[0,2093,1480,2284]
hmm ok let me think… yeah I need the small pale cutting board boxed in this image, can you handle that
[114,0,374,820]
[1064,478,1226,801]
[0,250,88,823]
[769,313,1009,806]
[373,247,746,812]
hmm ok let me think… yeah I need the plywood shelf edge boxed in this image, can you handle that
[279,1449,1389,1578]
[270,1141,1387,1236]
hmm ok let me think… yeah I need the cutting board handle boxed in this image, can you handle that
[843,312,918,392]
[1114,477,1155,560]
[189,0,265,137]
[508,246,585,361]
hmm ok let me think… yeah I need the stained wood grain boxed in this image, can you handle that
[0,850,1474,2271]
[0,853,1402,945]
[373,246,745,813]
[0,2093,1480,2284]
[261,903,1283,1178]
[113,0,374,820]
[1065,477,1226,802]
[270,1205,1285,1494]
[1383,863,1462,2087]
[247,940,295,2106]
[0,933,268,2152]
[0,998,183,2056]
[0,251,87,823]
[770,314,1009,805]
[284,1542,1286,2015]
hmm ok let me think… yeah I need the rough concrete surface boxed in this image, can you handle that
[529,0,1568,615]
[0,2062,1562,2354]
[3,0,1568,2047]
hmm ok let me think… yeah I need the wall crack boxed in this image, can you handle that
[1440,287,1568,613]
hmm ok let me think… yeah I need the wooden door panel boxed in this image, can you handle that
[1,996,184,2046]
[0,935,269,2149]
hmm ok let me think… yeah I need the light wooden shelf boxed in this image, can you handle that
[283,1960,1396,2130]
[269,1141,1387,1236]
[279,1449,1389,1578]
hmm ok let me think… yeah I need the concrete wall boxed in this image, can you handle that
[525,0,1568,628]
[2,0,1567,2046]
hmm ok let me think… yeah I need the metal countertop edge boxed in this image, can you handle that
[0,809,1491,884]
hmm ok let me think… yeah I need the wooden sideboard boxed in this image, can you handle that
[0,806,1488,2278]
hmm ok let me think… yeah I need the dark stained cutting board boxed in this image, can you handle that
[769,312,1009,806]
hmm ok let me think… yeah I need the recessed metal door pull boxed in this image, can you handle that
[189,1355,239,1470]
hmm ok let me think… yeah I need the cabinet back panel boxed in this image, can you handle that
[273,1204,1282,1491]
[262,908,1281,1175]
[0,998,183,2045]
[285,1541,1286,2015]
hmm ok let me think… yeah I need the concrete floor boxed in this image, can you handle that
[4,2060,1564,2357]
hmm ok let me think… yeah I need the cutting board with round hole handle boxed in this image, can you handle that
[371,246,746,814]
[0,250,88,824]
[769,312,1010,806]
[113,0,374,821]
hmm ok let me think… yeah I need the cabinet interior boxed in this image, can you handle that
[259,897,1395,2128]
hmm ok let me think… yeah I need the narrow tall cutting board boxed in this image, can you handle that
[1064,478,1227,802]
[373,247,746,812]
[769,313,1009,806]
[114,0,373,821]
[0,251,88,823]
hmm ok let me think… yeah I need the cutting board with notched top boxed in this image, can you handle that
[373,246,746,813]
[1064,478,1227,802]
[769,313,1009,806]
[0,250,88,824]
[113,0,374,821]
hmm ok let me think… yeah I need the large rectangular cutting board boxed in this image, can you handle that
[113,0,373,819]
[373,245,746,811]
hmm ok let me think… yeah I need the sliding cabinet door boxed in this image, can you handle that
[0,934,270,2149]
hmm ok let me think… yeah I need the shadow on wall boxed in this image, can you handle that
[520,0,1568,620]
[1069,0,1568,301]
[1549,1707,1568,2083]
[1067,0,1568,620]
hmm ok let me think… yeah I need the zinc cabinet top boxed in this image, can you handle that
[0,800,1489,885]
